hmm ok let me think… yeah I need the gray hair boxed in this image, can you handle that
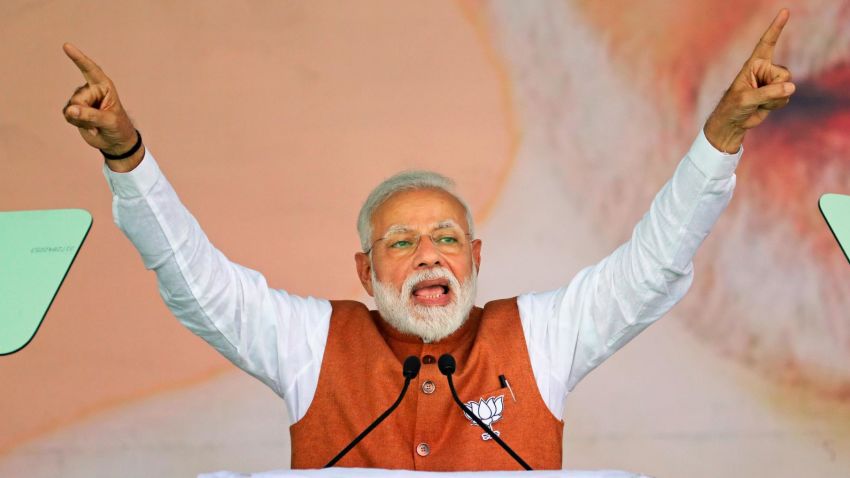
[357,170,475,252]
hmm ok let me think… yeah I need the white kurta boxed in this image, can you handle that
[102,130,740,423]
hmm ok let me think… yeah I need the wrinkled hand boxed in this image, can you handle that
[62,43,142,171]
[704,9,795,153]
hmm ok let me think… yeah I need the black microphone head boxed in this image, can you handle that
[402,356,421,379]
[438,354,456,376]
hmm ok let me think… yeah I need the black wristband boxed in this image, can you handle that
[101,130,143,160]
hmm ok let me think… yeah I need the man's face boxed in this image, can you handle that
[355,188,482,341]
[479,1,850,397]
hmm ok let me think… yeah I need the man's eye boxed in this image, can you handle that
[390,240,413,248]
[436,235,459,244]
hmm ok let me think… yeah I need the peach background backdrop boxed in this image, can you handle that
[2,1,849,476]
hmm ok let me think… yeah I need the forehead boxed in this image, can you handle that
[371,188,467,237]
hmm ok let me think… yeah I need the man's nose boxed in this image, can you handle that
[413,235,443,268]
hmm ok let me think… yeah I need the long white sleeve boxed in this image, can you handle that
[102,152,331,422]
[518,130,742,419]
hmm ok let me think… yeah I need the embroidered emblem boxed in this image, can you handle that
[463,395,504,441]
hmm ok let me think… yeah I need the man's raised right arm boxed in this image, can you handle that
[61,43,328,421]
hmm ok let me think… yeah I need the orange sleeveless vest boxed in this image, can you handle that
[290,298,563,470]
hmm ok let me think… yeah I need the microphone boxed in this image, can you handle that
[324,355,421,468]
[438,354,533,471]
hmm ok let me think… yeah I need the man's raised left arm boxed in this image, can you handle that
[519,9,795,416]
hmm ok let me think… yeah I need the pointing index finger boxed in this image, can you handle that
[751,8,790,60]
[63,43,109,84]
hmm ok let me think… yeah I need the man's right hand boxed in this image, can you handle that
[62,43,144,173]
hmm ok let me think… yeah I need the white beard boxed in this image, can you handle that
[372,265,478,343]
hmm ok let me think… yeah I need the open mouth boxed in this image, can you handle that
[411,279,453,306]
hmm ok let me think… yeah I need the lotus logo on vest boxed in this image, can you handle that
[463,395,504,441]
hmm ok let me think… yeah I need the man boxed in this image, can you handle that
[61,9,795,470]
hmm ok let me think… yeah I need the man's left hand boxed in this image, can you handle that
[704,8,795,153]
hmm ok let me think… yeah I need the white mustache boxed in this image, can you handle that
[372,264,477,343]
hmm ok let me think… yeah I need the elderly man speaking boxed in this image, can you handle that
[62,9,795,471]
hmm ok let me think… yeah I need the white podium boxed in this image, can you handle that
[200,468,651,478]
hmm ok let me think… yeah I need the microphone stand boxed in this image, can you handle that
[324,356,420,468]
[440,354,533,471]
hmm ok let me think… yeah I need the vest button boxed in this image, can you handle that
[421,380,436,394]
[422,355,436,364]
[416,442,430,457]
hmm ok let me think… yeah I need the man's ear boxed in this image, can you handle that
[471,238,482,274]
[354,252,374,296]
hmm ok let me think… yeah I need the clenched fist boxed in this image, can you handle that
[62,43,143,172]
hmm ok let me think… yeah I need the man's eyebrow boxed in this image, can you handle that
[433,220,461,230]
[382,220,462,236]
[383,224,413,235]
